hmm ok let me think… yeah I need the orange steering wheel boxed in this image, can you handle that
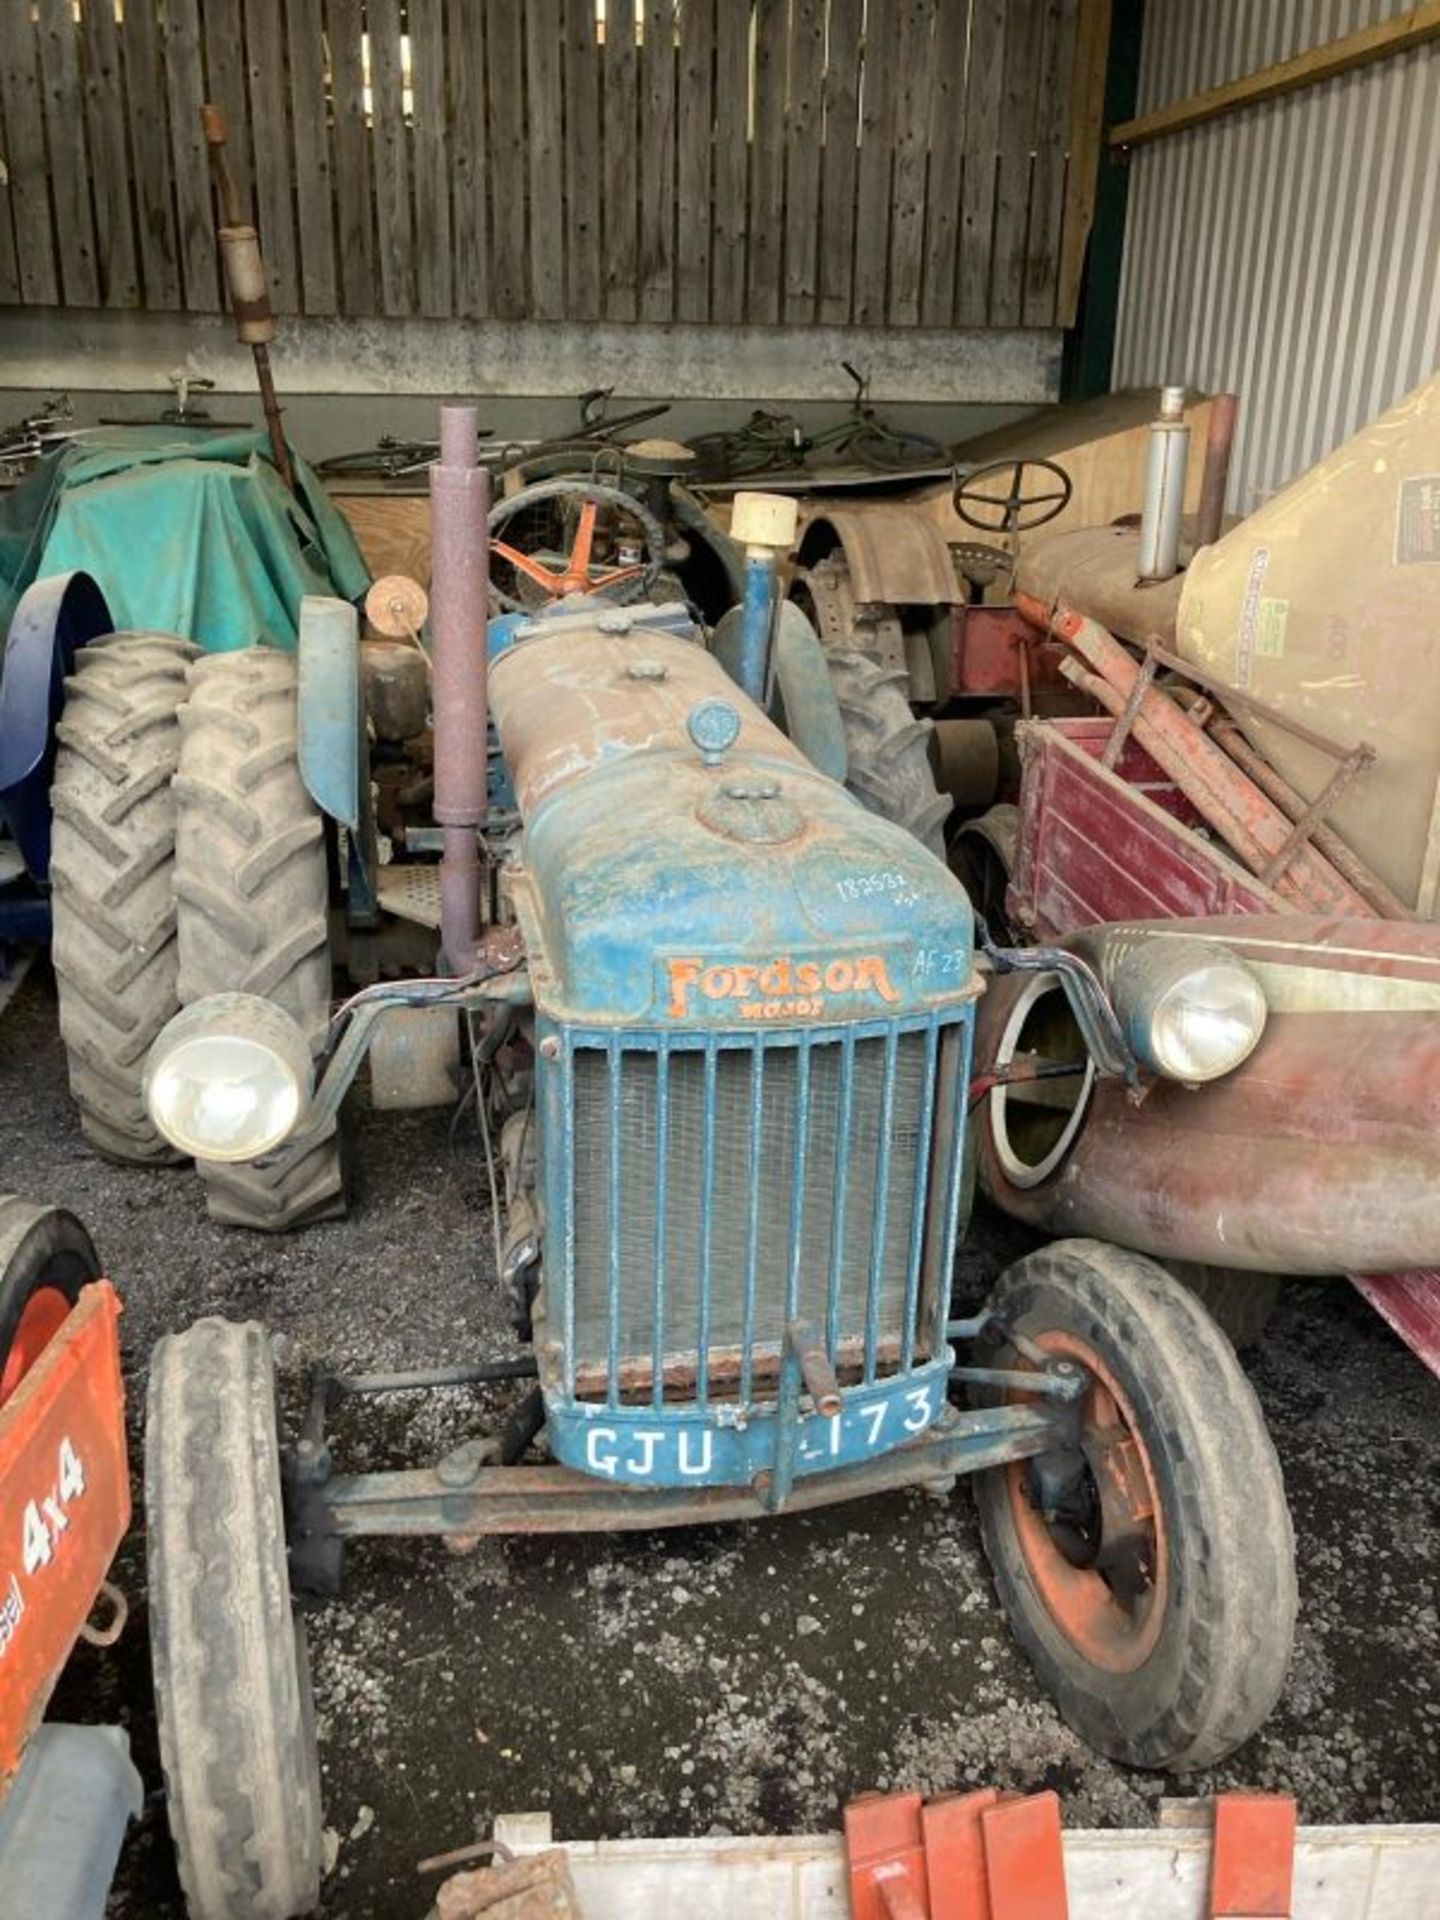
[487,477,667,613]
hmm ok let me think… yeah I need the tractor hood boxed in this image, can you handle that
[488,612,975,1028]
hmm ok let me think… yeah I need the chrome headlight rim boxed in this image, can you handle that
[1100,931,1268,1085]
[143,993,314,1163]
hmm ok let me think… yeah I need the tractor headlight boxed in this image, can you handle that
[144,994,313,1161]
[1101,934,1267,1084]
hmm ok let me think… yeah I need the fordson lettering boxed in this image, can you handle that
[664,953,902,1020]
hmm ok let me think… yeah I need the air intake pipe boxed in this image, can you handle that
[429,405,491,972]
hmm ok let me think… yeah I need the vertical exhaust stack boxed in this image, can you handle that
[1137,385,1190,582]
[430,405,491,973]
[1195,391,1239,550]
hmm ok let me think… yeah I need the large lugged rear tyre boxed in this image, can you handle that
[147,1318,323,1920]
[825,647,951,857]
[972,1238,1295,1771]
[49,632,196,1164]
[794,557,951,859]
[173,650,345,1231]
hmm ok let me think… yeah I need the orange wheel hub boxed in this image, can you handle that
[0,1282,73,1405]
[1005,1331,1167,1673]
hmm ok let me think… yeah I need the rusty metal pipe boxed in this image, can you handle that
[430,405,492,972]
[1195,392,1238,548]
[1207,713,1410,919]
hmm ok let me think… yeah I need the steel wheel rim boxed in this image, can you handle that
[1005,1328,1168,1674]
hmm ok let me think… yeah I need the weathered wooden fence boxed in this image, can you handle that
[0,0,1106,328]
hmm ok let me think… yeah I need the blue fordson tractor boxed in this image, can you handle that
[137,412,1294,1920]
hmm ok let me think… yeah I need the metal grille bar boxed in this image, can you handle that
[562,1011,971,1407]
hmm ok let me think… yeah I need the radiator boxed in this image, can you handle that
[556,1015,969,1407]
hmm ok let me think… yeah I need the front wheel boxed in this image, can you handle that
[146,1319,323,1919]
[972,1238,1295,1770]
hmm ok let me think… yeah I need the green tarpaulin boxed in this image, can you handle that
[0,427,371,646]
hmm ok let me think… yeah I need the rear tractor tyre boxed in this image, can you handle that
[1166,1262,1282,1351]
[0,1194,99,1405]
[146,1318,323,1920]
[971,1238,1295,1771]
[49,632,196,1164]
[173,650,345,1231]
[823,647,951,859]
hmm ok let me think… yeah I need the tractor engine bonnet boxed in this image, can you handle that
[487,607,976,1025]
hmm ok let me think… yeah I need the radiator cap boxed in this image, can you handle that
[697,774,804,844]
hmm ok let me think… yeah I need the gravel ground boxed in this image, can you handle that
[3,962,1436,1918]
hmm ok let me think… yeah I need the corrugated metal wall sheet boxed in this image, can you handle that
[1113,1,1440,513]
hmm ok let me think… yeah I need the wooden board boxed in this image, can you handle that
[563,0,602,320]
[709,0,749,326]
[35,0,97,307]
[410,0,452,319]
[818,0,863,326]
[243,0,298,311]
[287,0,338,315]
[328,0,377,317]
[368,0,414,318]
[639,0,677,322]
[747,0,787,325]
[783,0,825,324]
[332,494,433,586]
[526,0,565,320]
[163,0,217,311]
[920,0,968,327]
[1,0,1092,331]
[600,3,639,323]
[852,0,897,327]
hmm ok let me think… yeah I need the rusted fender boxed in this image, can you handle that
[799,504,961,606]
[976,917,1440,1276]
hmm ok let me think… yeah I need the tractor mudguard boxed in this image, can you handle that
[798,503,961,607]
[712,600,848,784]
[296,594,361,831]
[0,573,113,878]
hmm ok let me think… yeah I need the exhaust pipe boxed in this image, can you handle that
[1137,385,1190,582]
[430,405,491,972]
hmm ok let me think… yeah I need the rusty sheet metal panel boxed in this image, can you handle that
[1014,525,1184,647]
[1175,375,1440,916]
[977,918,1440,1275]
[1114,0,1440,519]
[801,506,963,606]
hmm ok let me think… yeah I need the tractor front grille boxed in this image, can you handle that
[548,1014,971,1408]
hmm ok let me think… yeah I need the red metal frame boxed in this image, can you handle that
[0,1281,129,1790]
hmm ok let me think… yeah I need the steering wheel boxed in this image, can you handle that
[488,477,668,613]
[952,458,1073,536]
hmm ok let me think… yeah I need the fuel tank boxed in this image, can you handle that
[487,603,976,1027]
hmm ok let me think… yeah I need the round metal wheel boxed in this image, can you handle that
[147,1318,323,1919]
[0,1194,99,1406]
[972,1238,1296,1770]
[488,478,668,612]
[953,458,1073,536]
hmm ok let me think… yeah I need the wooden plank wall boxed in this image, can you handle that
[0,0,1106,328]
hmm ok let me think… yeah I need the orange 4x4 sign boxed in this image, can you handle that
[0,1282,129,1791]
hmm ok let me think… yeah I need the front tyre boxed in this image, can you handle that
[972,1238,1295,1771]
[146,1319,323,1919]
